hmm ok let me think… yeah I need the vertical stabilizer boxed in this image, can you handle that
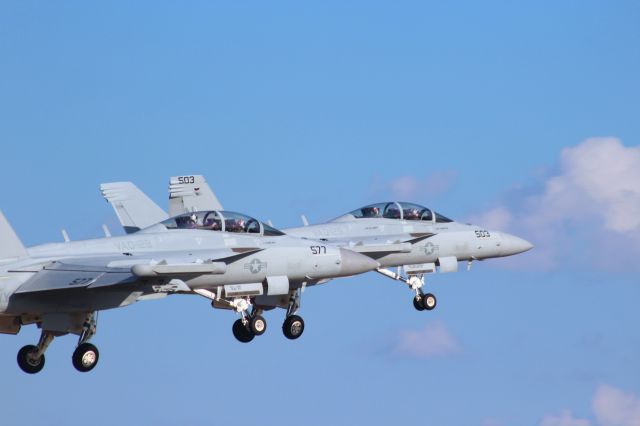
[169,175,223,216]
[0,211,28,260]
[100,182,169,234]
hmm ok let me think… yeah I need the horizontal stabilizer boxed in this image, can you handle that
[0,211,27,260]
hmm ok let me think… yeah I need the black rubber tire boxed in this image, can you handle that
[250,315,267,336]
[422,293,437,311]
[17,345,45,374]
[282,315,305,340]
[72,343,100,372]
[232,319,255,343]
[413,295,425,311]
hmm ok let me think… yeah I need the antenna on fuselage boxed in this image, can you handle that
[61,229,70,243]
[102,224,112,238]
[301,215,309,227]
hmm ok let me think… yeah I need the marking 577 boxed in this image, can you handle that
[310,246,327,255]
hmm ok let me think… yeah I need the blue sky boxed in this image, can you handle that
[1,2,639,425]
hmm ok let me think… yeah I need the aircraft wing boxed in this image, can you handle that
[169,175,222,216]
[13,248,262,294]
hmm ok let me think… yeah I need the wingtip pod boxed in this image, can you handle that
[0,210,28,261]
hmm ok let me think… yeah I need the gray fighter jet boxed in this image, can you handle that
[101,175,532,314]
[0,204,378,374]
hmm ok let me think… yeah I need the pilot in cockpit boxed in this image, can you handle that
[404,208,420,220]
[202,216,221,231]
[362,206,380,218]
[226,218,246,233]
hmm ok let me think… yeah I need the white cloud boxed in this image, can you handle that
[540,410,592,426]
[593,385,640,426]
[533,385,640,426]
[393,320,461,358]
[471,206,513,232]
[471,138,640,270]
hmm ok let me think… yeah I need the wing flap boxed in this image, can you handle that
[15,267,136,294]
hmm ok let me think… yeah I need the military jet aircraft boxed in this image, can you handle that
[0,203,378,374]
[101,175,532,314]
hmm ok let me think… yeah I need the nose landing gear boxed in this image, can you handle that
[377,268,438,312]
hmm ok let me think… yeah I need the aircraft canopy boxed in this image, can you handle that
[342,202,453,223]
[160,211,285,236]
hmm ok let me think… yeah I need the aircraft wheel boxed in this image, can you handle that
[249,315,267,336]
[282,315,305,340]
[17,345,45,374]
[72,343,100,372]
[422,293,437,311]
[232,319,255,343]
[413,295,425,311]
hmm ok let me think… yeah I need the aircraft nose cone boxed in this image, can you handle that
[500,233,534,256]
[339,248,380,276]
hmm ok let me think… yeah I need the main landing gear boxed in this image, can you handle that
[17,312,100,375]
[376,268,438,312]
[282,315,305,340]
[229,289,307,342]
[72,314,99,372]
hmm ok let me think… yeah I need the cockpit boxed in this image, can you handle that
[339,202,453,223]
[160,211,285,236]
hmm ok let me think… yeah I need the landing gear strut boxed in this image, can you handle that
[282,289,305,340]
[72,312,99,372]
[377,268,438,312]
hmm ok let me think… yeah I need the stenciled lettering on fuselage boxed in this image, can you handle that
[115,239,153,252]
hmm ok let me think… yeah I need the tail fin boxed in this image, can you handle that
[0,211,28,260]
[168,175,223,216]
[100,182,169,234]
